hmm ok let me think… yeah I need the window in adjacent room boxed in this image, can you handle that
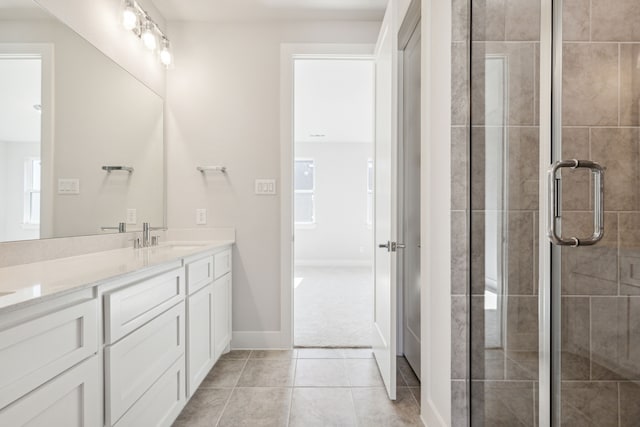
[294,159,315,225]
[23,158,41,226]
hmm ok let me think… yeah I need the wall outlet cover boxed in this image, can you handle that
[126,209,137,225]
[255,179,277,195]
[196,208,207,225]
[57,178,80,195]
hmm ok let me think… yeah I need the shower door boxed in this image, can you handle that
[468,0,640,425]
[545,0,640,425]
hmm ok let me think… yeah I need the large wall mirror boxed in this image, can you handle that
[0,0,164,243]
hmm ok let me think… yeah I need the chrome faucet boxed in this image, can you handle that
[101,222,126,233]
[142,222,162,247]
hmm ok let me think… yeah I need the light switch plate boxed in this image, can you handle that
[255,179,276,195]
[126,209,137,225]
[58,178,80,195]
[196,208,207,225]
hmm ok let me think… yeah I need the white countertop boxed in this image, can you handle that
[0,240,234,313]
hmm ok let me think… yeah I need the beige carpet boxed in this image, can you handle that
[294,265,373,347]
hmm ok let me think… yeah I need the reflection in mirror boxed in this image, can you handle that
[484,55,507,350]
[0,0,164,243]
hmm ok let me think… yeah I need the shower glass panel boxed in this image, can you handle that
[469,0,541,424]
[552,0,640,424]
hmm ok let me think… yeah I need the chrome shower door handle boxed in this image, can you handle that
[548,159,604,247]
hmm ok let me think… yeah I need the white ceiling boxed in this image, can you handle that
[152,0,387,22]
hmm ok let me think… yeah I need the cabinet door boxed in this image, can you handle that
[187,284,214,397]
[0,355,100,427]
[105,302,185,425]
[213,274,232,360]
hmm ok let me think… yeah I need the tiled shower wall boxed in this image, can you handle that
[452,0,640,425]
[451,0,542,425]
[559,0,640,425]
[450,0,470,424]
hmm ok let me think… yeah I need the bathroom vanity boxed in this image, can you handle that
[0,241,234,427]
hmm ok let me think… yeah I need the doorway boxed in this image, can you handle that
[0,53,42,242]
[292,57,375,348]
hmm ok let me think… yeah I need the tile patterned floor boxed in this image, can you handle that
[173,349,422,427]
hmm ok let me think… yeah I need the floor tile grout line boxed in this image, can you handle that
[215,351,252,427]
[348,386,361,427]
[286,358,298,427]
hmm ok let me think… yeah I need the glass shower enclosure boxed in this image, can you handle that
[469,0,640,425]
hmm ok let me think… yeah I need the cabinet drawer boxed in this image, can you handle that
[214,249,232,279]
[104,267,185,344]
[105,302,185,425]
[114,357,185,427]
[0,299,98,409]
[0,355,100,427]
[186,256,214,295]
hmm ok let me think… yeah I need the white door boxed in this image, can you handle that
[373,0,398,400]
[401,20,421,379]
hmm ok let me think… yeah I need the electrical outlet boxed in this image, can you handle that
[126,209,137,225]
[255,179,276,195]
[57,178,80,195]
[196,208,207,225]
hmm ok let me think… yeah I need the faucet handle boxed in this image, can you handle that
[151,235,159,246]
[129,237,141,249]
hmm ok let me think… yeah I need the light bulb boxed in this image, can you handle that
[159,39,172,66]
[141,22,157,51]
[122,4,137,31]
[160,47,172,66]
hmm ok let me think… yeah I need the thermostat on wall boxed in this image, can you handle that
[58,178,80,195]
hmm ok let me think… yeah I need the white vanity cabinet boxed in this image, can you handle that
[0,290,100,427]
[185,248,232,397]
[103,266,186,427]
[0,241,234,427]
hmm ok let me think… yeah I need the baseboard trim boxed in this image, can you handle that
[295,259,372,267]
[422,398,448,427]
[231,331,289,349]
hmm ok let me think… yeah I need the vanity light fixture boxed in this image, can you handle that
[159,38,172,67]
[121,0,171,67]
[122,1,138,31]
[141,20,157,51]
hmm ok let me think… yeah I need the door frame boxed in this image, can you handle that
[538,0,562,427]
[0,43,54,240]
[279,43,375,349]
[397,0,422,373]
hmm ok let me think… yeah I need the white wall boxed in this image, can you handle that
[421,0,452,425]
[294,141,373,265]
[0,143,6,238]
[35,0,167,96]
[166,20,381,343]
